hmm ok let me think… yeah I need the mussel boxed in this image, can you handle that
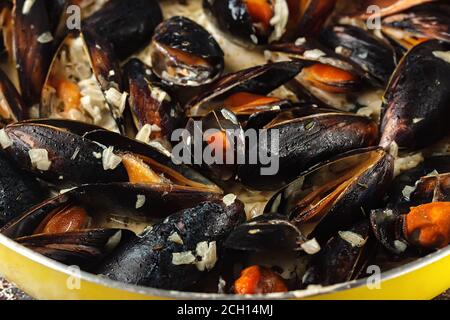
[302,221,374,286]
[380,40,450,151]
[266,148,393,242]
[186,61,307,117]
[203,0,337,45]
[320,25,396,87]
[123,58,182,146]
[238,108,379,190]
[9,0,55,106]
[381,2,450,50]
[96,200,246,290]
[41,29,125,133]
[84,0,163,60]
[370,157,450,254]
[149,16,224,87]
[2,121,221,193]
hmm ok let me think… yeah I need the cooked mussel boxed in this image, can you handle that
[182,108,245,181]
[10,0,55,106]
[123,58,181,145]
[302,220,374,286]
[41,29,125,133]
[370,158,450,254]
[379,40,450,151]
[186,61,307,117]
[2,121,222,192]
[233,265,288,294]
[84,0,163,60]
[269,40,364,95]
[238,108,379,190]
[149,16,224,87]
[266,148,394,241]
[381,3,450,50]
[203,0,337,45]
[320,25,396,87]
[96,200,246,290]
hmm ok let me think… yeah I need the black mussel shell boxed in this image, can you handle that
[266,148,394,242]
[238,110,379,191]
[96,200,246,290]
[0,152,47,228]
[303,220,374,286]
[224,214,306,253]
[84,0,163,60]
[186,61,308,117]
[123,58,182,143]
[380,40,450,151]
[16,228,136,271]
[150,16,224,87]
[320,25,396,87]
[13,0,54,106]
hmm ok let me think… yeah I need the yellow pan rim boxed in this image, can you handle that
[0,233,449,300]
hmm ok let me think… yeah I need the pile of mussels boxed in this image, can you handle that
[0,0,449,295]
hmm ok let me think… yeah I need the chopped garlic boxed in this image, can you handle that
[195,241,217,271]
[402,185,416,201]
[22,0,36,14]
[168,232,184,245]
[37,32,54,44]
[433,51,450,64]
[102,146,122,170]
[268,0,289,43]
[92,151,102,159]
[394,240,408,253]
[136,124,153,144]
[303,49,326,60]
[338,231,367,248]
[223,194,237,207]
[295,37,306,46]
[28,149,52,171]
[172,251,196,265]
[105,87,128,116]
[150,86,170,103]
[0,129,12,149]
[135,195,146,209]
[301,238,321,255]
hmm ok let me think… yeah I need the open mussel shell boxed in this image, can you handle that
[387,157,450,214]
[12,0,55,106]
[238,109,379,191]
[84,129,223,193]
[224,214,305,253]
[96,200,246,290]
[0,152,47,228]
[41,29,125,133]
[381,2,450,49]
[84,0,163,60]
[302,220,374,286]
[266,148,394,242]
[203,0,336,45]
[0,68,26,125]
[269,40,364,95]
[149,16,224,87]
[380,40,450,151]
[16,228,136,271]
[186,61,307,117]
[3,122,128,186]
[320,25,396,87]
[183,108,245,181]
[123,58,182,143]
